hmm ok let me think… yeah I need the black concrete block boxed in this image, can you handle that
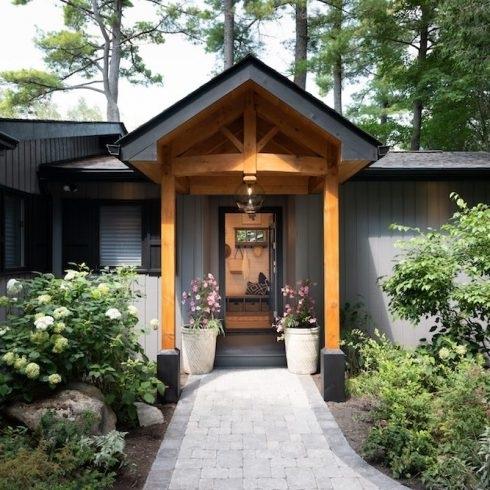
[157,349,181,403]
[320,348,346,402]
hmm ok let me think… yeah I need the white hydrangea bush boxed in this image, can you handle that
[0,265,164,425]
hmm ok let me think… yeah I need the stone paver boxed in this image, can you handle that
[144,368,405,490]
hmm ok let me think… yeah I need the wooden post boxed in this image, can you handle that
[243,91,257,176]
[323,148,340,349]
[160,145,176,349]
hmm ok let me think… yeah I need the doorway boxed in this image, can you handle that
[219,207,283,333]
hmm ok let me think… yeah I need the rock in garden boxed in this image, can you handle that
[134,402,164,427]
[6,388,117,435]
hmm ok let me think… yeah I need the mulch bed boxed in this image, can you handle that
[113,375,188,490]
[311,374,423,490]
[112,403,176,490]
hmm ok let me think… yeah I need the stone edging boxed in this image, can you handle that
[144,375,203,490]
[298,374,408,490]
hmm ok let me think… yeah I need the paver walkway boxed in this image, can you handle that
[144,368,405,490]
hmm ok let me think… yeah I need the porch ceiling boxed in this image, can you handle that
[116,56,386,192]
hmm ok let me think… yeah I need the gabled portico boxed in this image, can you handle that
[115,55,385,402]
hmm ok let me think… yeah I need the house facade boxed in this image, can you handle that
[0,57,488,401]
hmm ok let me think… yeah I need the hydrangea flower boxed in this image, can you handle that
[2,352,15,366]
[64,270,77,281]
[128,305,138,316]
[53,307,71,319]
[53,322,65,333]
[48,373,62,385]
[455,344,467,356]
[150,318,159,330]
[105,308,122,320]
[25,362,40,379]
[438,347,450,360]
[97,283,110,295]
[37,294,52,304]
[52,336,69,353]
[6,279,22,296]
[14,356,27,371]
[0,326,9,336]
[34,315,55,331]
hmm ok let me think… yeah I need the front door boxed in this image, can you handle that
[220,207,282,332]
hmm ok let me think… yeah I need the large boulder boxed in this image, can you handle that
[6,386,117,435]
[134,402,164,427]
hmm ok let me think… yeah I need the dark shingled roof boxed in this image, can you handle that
[372,151,490,169]
[355,151,490,180]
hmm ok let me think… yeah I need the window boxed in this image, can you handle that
[4,194,25,269]
[99,205,142,267]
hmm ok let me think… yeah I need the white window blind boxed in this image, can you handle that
[99,205,142,267]
[4,195,25,269]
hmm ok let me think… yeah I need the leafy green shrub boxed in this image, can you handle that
[340,301,374,376]
[350,334,489,488]
[381,194,489,356]
[0,265,164,426]
[0,412,125,490]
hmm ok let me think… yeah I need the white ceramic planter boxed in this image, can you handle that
[181,327,218,375]
[284,326,320,374]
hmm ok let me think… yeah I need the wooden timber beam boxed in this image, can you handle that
[172,154,243,176]
[257,126,279,152]
[257,153,326,175]
[160,145,176,350]
[188,175,309,195]
[171,98,245,157]
[131,161,162,184]
[171,153,327,177]
[323,146,340,349]
[338,160,369,183]
[243,92,257,176]
[309,176,325,194]
[255,96,329,158]
[220,126,244,152]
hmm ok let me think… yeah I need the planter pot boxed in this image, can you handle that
[284,326,320,374]
[181,327,218,375]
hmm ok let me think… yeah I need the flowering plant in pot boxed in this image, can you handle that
[273,280,320,374]
[181,274,224,374]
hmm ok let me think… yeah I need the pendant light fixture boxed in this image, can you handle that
[234,175,265,219]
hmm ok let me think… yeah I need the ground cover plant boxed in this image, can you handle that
[350,332,489,489]
[0,411,125,490]
[0,265,164,426]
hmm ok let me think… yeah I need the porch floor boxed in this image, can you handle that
[215,333,286,368]
[144,368,404,490]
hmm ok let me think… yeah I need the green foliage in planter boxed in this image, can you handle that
[0,265,164,426]
[381,194,489,356]
[350,333,489,488]
[0,411,125,489]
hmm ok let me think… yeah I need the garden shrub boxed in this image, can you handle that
[0,265,164,426]
[0,412,125,489]
[350,333,489,488]
[381,194,489,356]
[340,301,374,376]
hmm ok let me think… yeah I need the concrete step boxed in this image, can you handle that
[215,332,286,368]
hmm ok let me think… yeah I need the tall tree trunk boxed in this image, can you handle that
[332,1,343,114]
[223,0,234,69]
[106,0,122,121]
[294,0,308,89]
[410,8,429,150]
[333,56,342,114]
